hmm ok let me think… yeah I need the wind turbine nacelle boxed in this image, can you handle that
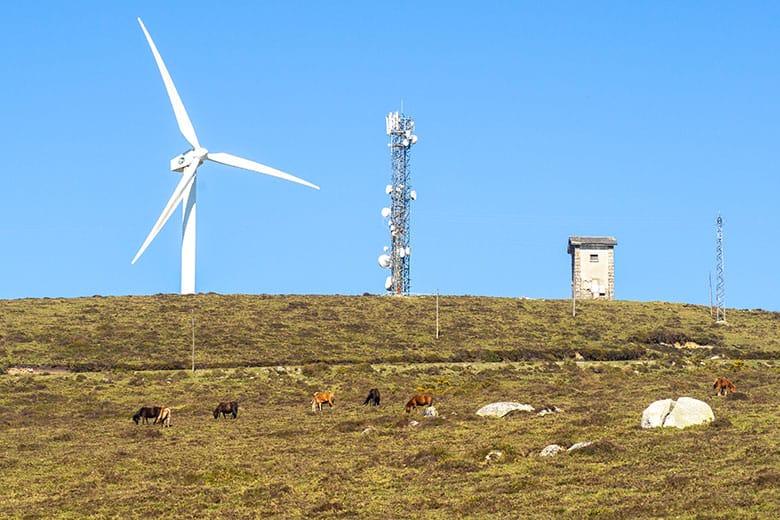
[170,152,198,173]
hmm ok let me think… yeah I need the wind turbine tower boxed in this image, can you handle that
[132,18,319,294]
[377,111,418,295]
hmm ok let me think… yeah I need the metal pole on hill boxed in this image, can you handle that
[435,291,440,339]
[191,309,196,372]
[571,281,576,318]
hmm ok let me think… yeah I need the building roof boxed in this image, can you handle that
[567,235,617,253]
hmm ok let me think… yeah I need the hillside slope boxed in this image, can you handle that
[1,295,779,371]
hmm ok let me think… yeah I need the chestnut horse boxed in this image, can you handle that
[311,392,335,412]
[155,407,172,427]
[405,394,433,413]
[713,377,736,396]
[214,401,239,419]
[133,406,162,425]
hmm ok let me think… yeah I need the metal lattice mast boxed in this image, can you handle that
[715,213,726,323]
[380,111,418,295]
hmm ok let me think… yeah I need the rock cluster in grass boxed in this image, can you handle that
[537,405,563,417]
[539,441,596,457]
[641,397,714,429]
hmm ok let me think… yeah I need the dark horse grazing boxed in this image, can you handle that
[363,388,381,406]
[133,406,162,425]
[213,401,239,419]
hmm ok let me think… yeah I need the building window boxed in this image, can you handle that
[589,254,599,263]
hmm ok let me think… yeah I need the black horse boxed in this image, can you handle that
[362,388,381,406]
[213,401,239,419]
[133,406,162,425]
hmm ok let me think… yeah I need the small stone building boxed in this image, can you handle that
[567,236,617,300]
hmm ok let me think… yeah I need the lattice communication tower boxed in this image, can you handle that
[715,213,726,323]
[377,111,418,295]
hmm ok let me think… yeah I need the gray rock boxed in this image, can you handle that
[484,450,504,464]
[476,402,535,418]
[537,405,563,417]
[567,441,594,452]
[540,444,565,457]
[422,406,439,418]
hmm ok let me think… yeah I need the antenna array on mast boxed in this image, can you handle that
[715,213,726,323]
[377,111,418,295]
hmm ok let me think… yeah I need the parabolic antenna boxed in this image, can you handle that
[405,246,411,256]
[381,207,391,218]
[384,276,393,290]
[378,254,391,268]
[385,184,393,194]
[410,190,417,200]
[383,245,389,252]
[399,248,406,258]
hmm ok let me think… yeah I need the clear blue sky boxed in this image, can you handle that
[1,2,778,309]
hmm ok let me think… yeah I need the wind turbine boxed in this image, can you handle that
[132,18,319,294]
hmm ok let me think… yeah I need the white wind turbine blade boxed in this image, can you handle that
[132,162,199,264]
[206,152,320,190]
[137,17,200,149]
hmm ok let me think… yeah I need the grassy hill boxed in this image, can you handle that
[1,295,779,517]
[1,294,780,371]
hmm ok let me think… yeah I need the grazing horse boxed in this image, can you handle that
[311,391,335,412]
[405,394,433,413]
[133,406,162,425]
[713,377,736,396]
[155,407,172,427]
[363,388,381,406]
[213,401,239,419]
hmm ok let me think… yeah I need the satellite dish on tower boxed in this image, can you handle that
[385,184,392,194]
[378,254,391,268]
[384,276,393,290]
[410,190,417,200]
[381,207,391,218]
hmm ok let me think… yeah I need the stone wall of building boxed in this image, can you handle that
[571,244,615,301]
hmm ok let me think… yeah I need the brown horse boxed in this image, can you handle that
[133,406,162,425]
[214,401,239,419]
[405,394,433,413]
[311,392,335,412]
[713,377,736,396]
[155,407,172,427]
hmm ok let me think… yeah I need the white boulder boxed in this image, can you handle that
[641,397,714,429]
[663,397,714,429]
[422,406,439,418]
[641,399,675,429]
[476,402,535,418]
[540,444,565,457]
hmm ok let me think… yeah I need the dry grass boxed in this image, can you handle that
[0,362,778,518]
[1,295,779,518]
[1,295,779,371]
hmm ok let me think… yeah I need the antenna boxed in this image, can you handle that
[378,110,418,295]
[715,214,726,323]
